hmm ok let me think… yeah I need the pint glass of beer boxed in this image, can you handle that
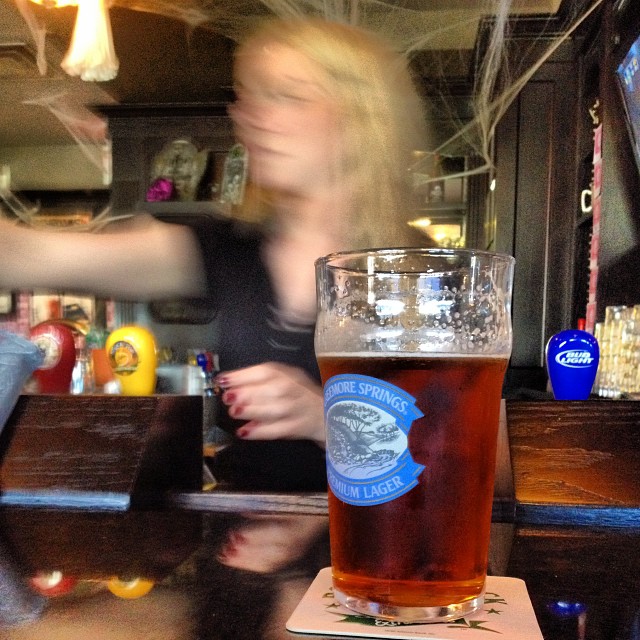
[315,248,514,622]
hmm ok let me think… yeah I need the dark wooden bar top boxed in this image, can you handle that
[0,396,638,638]
[505,399,640,526]
[171,398,640,528]
[0,509,637,639]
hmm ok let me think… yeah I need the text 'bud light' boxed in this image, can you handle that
[546,330,599,400]
[555,350,596,368]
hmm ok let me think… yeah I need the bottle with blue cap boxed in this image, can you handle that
[546,319,599,400]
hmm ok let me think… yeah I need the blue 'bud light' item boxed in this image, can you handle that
[546,329,599,400]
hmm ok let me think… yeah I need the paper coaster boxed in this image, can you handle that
[286,568,543,639]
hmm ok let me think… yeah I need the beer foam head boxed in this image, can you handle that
[316,248,514,357]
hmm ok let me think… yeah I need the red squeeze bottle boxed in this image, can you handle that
[29,322,77,393]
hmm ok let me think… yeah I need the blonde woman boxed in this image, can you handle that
[0,18,429,490]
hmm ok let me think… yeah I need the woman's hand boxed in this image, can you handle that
[217,363,325,447]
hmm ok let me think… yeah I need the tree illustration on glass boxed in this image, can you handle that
[327,402,402,476]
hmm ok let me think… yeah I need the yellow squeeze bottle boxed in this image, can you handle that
[105,325,157,396]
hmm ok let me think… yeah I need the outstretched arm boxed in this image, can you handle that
[0,214,207,301]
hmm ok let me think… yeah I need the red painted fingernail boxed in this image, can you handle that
[215,375,230,388]
[222,391,236,404]
[229,404,244,418]
[237,427,249,438]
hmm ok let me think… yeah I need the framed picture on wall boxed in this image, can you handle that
[30,293,95,327]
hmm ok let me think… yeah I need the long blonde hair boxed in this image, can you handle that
[234,18,429,248]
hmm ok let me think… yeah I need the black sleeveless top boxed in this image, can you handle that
[189,216,326,491]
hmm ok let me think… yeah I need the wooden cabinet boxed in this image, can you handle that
[100,104,235,216]
[491,1,640,393]
[493,36,579,388]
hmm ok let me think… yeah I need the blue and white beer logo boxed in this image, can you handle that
[324,374,425,506]
[555,349,596,368]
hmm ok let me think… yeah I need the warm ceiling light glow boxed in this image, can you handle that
[28,0,78,6]
[408,217,432,229]
[29,0,119,81]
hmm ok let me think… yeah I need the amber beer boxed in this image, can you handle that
[318,352,508,615]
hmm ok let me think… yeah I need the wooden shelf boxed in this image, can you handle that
[139,201,227,216]
[415,203,467,215]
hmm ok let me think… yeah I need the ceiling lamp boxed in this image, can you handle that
[28,0,119,81]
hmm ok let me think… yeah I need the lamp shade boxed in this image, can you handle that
[28,0,119,82]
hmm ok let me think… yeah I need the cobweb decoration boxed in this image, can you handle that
[10,0,606,228]
[22,91,111,183]
[0,160,128,230]
[13,0,48,75]
[436,0,605,179]
[6,93,131,230]
[110,0,604,183]
[0,165,40,223]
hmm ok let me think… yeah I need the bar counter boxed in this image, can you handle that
[0,398,638,638]
[0,507,638,639]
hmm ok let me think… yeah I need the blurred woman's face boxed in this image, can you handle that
[230,40,342,196]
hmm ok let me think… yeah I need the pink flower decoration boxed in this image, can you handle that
[146,178,175,202]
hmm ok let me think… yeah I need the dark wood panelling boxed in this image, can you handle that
[494,49,579,373]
